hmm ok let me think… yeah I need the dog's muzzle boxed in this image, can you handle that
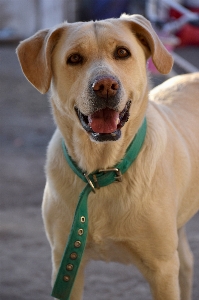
[75,100,131,142]
[75,75,131,142]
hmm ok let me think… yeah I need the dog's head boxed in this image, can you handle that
[17,15,173,142]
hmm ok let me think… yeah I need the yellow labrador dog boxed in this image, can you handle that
[17,14,199,300]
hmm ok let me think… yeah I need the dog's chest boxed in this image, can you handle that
[84,183,144,262]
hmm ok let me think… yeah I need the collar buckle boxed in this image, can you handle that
[84,168,122,193]
[98,168,123,182]
[83,173,96,193]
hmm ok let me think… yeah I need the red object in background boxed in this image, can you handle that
[170,7,199,46]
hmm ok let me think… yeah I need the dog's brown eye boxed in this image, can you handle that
[115,48,130,59]
[67,54,82,65]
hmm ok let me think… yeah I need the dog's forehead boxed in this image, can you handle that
[61,19,134,50]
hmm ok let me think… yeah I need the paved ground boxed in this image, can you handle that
[0,44,199,300]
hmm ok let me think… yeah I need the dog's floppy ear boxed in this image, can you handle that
[120,14,173,74]
[16,27,64,94]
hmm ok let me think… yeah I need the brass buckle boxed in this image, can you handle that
[84,168,122,194]
[84,173,96,193]
[98,168,122,182]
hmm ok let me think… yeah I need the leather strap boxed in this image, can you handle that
[51,117,147,300]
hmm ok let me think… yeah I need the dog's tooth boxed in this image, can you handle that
[111,132,117,137]
[92,132,99,137]
[117,118,120,125]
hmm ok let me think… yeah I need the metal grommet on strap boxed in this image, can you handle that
[74,241,81,248]
[70,252,78,260]
[78,229,84,236]
[63,275,70,282]
[66,264,74,271]
[80,216,86,223]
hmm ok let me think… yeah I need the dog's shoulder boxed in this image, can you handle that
[45,129,65,174]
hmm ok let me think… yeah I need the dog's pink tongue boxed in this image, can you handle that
[89,108,119,133]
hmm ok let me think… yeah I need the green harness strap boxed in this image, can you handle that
[51,117,147,300]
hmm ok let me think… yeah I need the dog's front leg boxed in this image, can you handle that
[143,251,180,300]
[52,247,87,300]
[42,185,87,300]
[178,226,193,300]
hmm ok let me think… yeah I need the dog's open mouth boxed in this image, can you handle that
[75,100,131,142]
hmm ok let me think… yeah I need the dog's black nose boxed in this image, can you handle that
[92,76,119,99]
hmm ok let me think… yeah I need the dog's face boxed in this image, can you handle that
[17,15,173,142]
[51,20,149,142]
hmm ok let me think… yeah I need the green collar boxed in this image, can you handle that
[51,117,147,300]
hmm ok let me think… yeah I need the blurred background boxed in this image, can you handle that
[0,0,199,299]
